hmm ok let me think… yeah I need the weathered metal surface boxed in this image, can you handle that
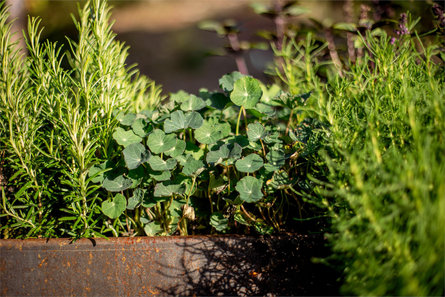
[0,234,338,296]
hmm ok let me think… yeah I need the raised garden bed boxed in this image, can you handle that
[0,234,338,296]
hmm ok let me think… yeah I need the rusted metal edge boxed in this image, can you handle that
[1,234,339,296]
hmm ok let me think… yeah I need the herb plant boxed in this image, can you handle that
[91,72,320,236]
[0,0,162,238]
[273,11,445,297]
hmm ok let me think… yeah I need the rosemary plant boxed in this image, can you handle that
[0,0,162,238]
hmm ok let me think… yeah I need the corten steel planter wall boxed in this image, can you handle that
[0,234,339,296]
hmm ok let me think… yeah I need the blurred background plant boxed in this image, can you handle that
[6,0,441,93]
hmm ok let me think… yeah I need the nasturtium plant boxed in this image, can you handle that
[194,119,230,144]
[164,110,203,133]
[91,71,316,236]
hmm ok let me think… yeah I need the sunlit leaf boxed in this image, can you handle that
[102,175,132,192]
[148,155,177,171]
[113,127,142,147]
[180,95,207,111]
[101,194,126,219]
[147,129,176,154]
[230,76,262,109]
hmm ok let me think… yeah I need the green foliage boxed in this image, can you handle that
[311,23,444,296]
[0,0,163,238]
[91,71,320,236]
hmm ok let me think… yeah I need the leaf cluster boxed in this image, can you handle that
[91,72,321,236]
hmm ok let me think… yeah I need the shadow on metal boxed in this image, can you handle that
[0,234,339,296]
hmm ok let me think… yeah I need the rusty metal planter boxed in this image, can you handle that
[0,234,339,296]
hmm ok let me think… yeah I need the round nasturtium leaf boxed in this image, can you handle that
[117,113,136,126]
[230,76,263,109]
[123,143,149,170]
[147,129,176,154]
[164,110,203,133]
[235,176,263,203]
[102,175,133,192]
[247,123,266,142]
[148,156,177,171]
[164,110,186,133]
[194,120,226,144]
[235,154,264,173]
[164,139,186,158]
[219,71,244,93]
[185,111,204,129]
[132,118,152,138]
[101,194,127,219]
[113,127,142,147]
[154,182,185,197]
[127,188,145,210]
[180,95,207,111]
[182,159,204,176]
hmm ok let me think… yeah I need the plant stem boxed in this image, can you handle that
[236,106,244,136]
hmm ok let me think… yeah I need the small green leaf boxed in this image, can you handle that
[247,123,266,142]
[182,159,205,176]
[206,142,242,164]
[236,176,263,203]
[180,95,207,111]
[185,111,204,129]
[195,119,227,144]
[170,90,191,103]
[264,149,286,172]
[123,143,149,170]
[103,175,133,192]
[132,118,152,138]
[148,156,177,171]
[210,212,229,232]
[154,182,186,197]
[164,110,186,133]
[164,139,186,158]
[235,154,264,173]
[164,110,203,133]
[230,76,263,109]
[147,129,176,154]
[117,113,136,126]
[144,221,163,236]
[113,127,142,147]
[127,189,145,210]
[219,71,244,93]
[101,194,127,219]
[149,169,171,181]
